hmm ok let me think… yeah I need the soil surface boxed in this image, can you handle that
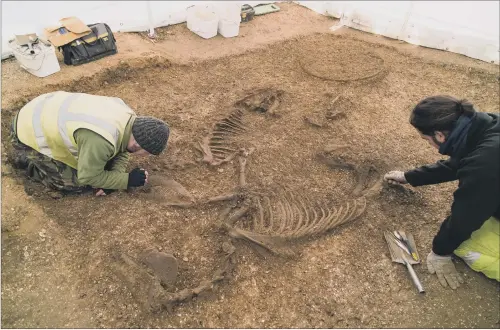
[2,3,499,328]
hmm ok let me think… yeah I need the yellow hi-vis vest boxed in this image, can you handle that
[16,91,135,169]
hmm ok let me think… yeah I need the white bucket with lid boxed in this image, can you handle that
[8,39,60,77]
[215,2,241,38]
[186,5,219,39]
[218,19,240,38]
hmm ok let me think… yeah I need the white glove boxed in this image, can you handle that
[426,251,464,289]
[383,170,408,185]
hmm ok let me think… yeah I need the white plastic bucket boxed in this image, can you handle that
[8,39,60,77]
[218,19,240,38]
[186,5,219,39]
[215,2,241,38]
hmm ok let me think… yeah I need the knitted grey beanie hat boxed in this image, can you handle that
[132,116,170,155]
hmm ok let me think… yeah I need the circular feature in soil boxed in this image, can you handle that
[299,47,386,82]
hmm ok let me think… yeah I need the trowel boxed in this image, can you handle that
[384,230,425,293]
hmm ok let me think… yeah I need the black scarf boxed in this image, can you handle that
[438,114,476,157]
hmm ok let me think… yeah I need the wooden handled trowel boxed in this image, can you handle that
[384,230,425,293]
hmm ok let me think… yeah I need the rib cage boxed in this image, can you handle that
[198,108,246,166]
[196,88,285,166]
[226,188,367,255]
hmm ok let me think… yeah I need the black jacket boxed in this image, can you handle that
[405,112,500,256]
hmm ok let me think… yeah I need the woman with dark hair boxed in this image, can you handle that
[384,95,499,288]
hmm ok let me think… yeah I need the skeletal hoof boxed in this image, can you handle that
[140,249,178,288]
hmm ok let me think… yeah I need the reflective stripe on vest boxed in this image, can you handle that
[33,93,55,158]
[16,91,135,169]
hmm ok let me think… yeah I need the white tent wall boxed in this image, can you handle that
[296,1,500,64]
[1,1,499,64]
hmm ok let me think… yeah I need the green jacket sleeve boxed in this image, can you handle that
[75,129,129,190]
[107,150,129,173]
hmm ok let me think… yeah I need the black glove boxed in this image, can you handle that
[128,168,147,188]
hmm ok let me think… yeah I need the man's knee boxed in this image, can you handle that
[455,217,500,281]
[24,156,84,193]
[455,250,499,280]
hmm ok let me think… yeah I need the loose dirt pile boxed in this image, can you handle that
[2,28,499,329]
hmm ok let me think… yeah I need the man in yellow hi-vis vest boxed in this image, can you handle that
[10,91,170,196]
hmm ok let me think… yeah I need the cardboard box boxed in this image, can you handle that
[44,17,91,47]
